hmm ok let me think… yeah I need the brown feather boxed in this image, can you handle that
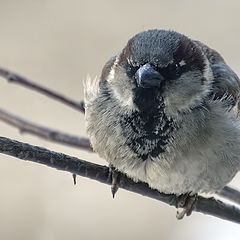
[195,40,240,113]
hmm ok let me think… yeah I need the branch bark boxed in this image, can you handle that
[0,108,92,151]
[0,67,85,113]
[218,186,240,205]
[0,136,240,224]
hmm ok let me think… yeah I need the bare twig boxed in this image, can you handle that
[0,67,85,113]
[0,108,92,151]
[0,136,240,224]
[219,186,240,205]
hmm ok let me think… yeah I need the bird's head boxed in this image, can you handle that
[102,29,213,114]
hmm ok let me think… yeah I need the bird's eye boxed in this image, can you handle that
[169,63,181,75]
[167,63,181,79]
[160,62,182,80]
[125,64,139,78]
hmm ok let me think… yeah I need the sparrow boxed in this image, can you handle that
[84,29,240,218]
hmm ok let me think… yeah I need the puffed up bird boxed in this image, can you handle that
[84,29,240,218]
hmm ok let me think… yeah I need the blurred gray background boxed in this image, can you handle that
[0,1,240,239]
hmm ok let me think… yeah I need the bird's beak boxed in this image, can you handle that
[135,63,164,88]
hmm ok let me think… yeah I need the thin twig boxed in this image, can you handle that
[0,136,240,224]
[219,186,240,205]
[0,67,85,113]
[0,108,92,151]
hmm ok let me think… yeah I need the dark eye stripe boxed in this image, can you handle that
[156,62,190,80]
[125,62,189,80]
[125,64,139,78]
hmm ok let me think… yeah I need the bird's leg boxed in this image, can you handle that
[176,193,198,219]
[108,164,121,198]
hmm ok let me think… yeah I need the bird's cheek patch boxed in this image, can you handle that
[107,67,137,110]
[163,71,207,112]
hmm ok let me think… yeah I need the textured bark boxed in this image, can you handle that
[0,136,240,224]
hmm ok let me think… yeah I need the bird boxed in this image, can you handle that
[84,29,240,218]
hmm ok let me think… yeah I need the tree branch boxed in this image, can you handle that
[0,66,85,113]
[0,108,92,151]
[219,186,240,205]
[0,136,240,224]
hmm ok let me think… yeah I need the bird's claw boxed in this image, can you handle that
[72,173,77,185]
[176,193,198,220]
[108,165,121,198]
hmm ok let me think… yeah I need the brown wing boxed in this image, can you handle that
[195,40,240,112]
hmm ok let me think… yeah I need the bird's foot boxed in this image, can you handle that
[176,193,198,219]
[108,165,121,198]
